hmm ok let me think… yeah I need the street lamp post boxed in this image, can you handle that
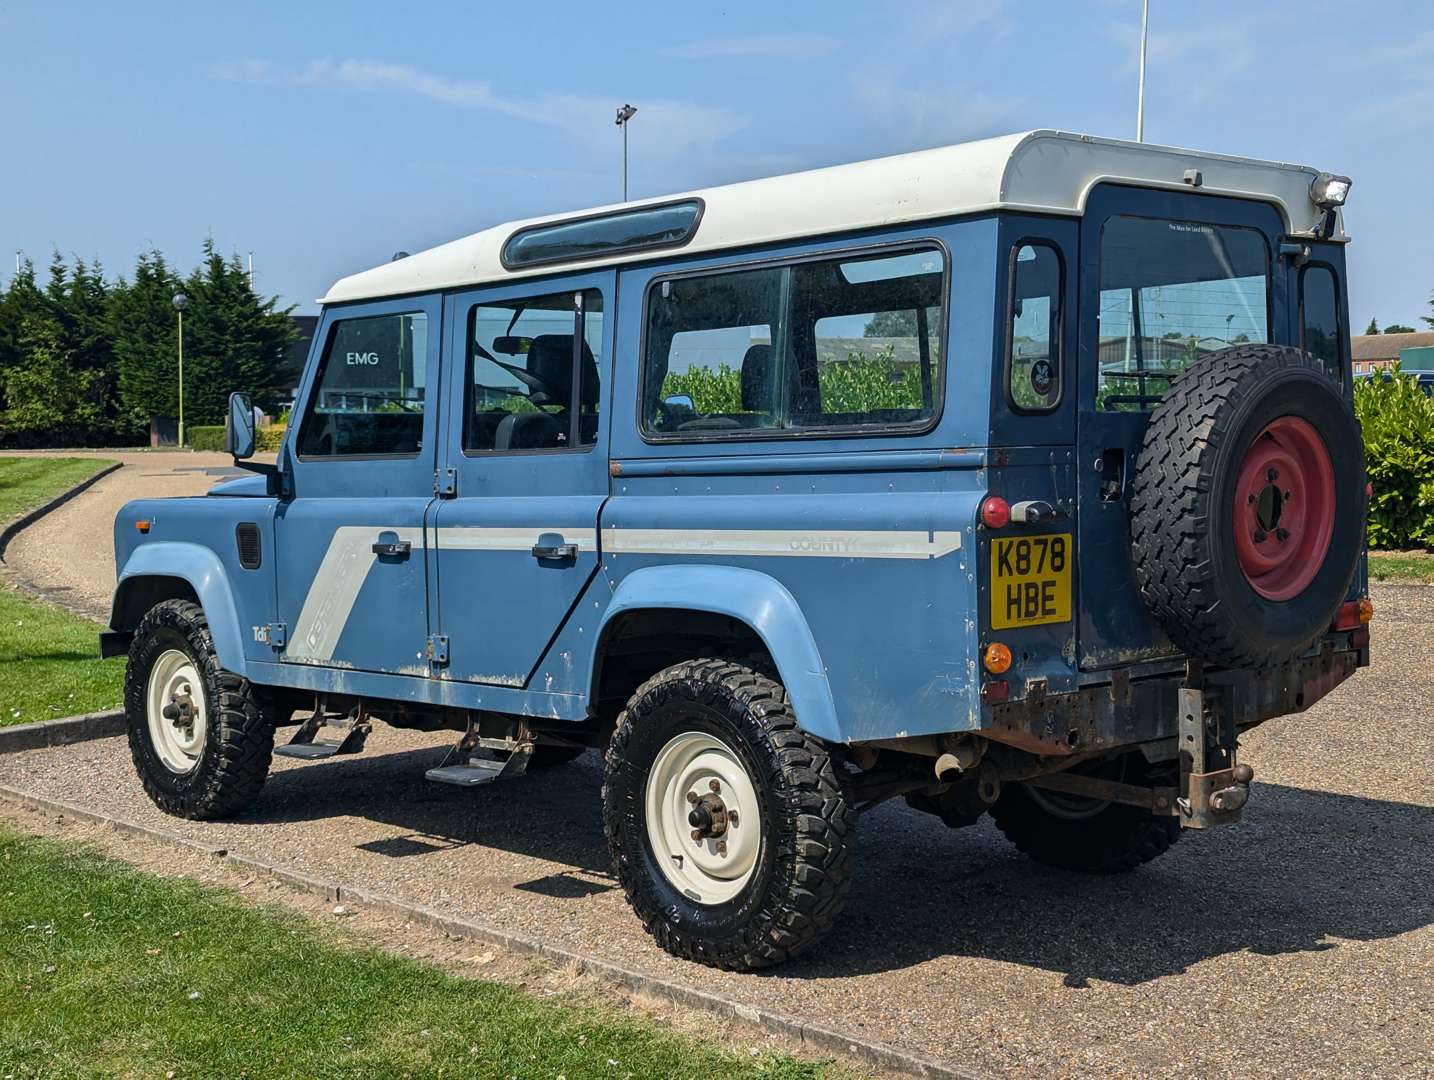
[1136,0,1149,141]
[615,103,637,200]
[172,293,188,447]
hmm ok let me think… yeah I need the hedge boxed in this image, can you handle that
[1354,372,1434,549]
[184,424,286,453]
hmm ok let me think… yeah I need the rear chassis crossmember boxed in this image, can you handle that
[985,633,1368,828]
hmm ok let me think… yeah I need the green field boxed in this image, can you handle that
[0,456,123,725]
[0,456,112,523]
[1368,550,1434,584]
[0,826,837,1079]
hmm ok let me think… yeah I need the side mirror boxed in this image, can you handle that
[225,392,256,459]
[663,393,695,412]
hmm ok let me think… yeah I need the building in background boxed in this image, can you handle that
[1350,330,1434,375]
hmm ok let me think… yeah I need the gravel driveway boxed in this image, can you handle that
[1,462,1430,1076]
[1,585,1430,1077]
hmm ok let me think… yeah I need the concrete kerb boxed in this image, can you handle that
[0,781,981,1080]
[0,710,126,753]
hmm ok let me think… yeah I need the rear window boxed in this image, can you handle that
[1300,264,1344,381]
[641,246,945,439]
[1097,216,1269,411]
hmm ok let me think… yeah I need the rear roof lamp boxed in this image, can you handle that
[1310,173,1352,209]
[502,199,703,270]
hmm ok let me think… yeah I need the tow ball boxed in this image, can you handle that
[1177,686,1254,829]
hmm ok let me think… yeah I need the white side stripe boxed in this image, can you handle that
[601,528,962,560]
[284,525,962,664]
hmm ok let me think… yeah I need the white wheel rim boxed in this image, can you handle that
[644,731,762,905]
[145,649,208,774]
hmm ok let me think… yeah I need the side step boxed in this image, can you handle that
[426,721,533,787]
[275,707,370,761]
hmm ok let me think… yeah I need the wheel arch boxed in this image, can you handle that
[107,542,249,677]
[591,565,841,742]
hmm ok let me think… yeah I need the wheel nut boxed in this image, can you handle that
[691,830,703,843]
[1254,529,1268,543]
[716,841,728,857]
[1267,468,1279,482]
[1247,493,1256,504]
[727,811,739,827]
[686,791,699,804]
[708,779,721,793]
[1275,527,1289,542]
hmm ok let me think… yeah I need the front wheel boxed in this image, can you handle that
[125,599,274,820]
[601,659,856,970]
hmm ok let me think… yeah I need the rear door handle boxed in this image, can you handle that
[371,537,412,557]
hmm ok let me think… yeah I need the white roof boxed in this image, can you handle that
[322,129,1343,305]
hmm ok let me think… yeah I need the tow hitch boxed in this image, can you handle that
[1176,681,1254,829]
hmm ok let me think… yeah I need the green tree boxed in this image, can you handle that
[110,251,181,437]
[171,240,297,427]
[46,255,117,435]
[1425,290,1434,331]
[863,309,917,337]
[1365,318,1380,335]
[0,259,47,412]
[2,314,105,439]
[1386,323,1417,335]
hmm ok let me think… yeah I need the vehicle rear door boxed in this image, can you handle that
[430,271,612,686]
[1075,184,1289,670]
[274,295,441,675]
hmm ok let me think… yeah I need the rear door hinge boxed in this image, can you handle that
[434,467,457,497]
[426,634,449,666]
[254,622,287,648]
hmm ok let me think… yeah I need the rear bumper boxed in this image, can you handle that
[980,630,1369,757]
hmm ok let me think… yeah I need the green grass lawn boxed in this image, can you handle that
[0,455,123,725]
[0,826,839,1079]
[0,586,123,724]
[1368,550,1434,584]
[0,456,112,523]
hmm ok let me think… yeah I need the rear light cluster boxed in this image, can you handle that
[981,642,1012,704]
[1331,597,1374,631]
[979,496,1010,529]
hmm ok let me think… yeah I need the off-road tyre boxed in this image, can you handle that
[601,658,856,970]
[125,599,274,820]
[1130,344,1365,669]
[991,754,1180,874]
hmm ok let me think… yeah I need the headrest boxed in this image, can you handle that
[525,334,599,408]
[740,343,797,412]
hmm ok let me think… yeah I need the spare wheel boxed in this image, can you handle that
[1130,344,1366,669]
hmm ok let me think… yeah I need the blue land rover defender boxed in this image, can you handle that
[104,132,1371,970]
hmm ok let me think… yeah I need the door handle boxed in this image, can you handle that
[371,538,412,557]
[531,540,579,562]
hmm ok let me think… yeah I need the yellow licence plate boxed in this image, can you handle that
[990,533,1072,630]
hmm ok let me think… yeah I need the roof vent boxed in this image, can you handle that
[502,199,703,270]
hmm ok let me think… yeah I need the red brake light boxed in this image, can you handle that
[1332,598,1374,631]
[980,496,1010,529]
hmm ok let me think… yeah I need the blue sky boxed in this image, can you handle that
[2,0,1431,327]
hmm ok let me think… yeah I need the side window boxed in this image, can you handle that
[1006,242,1062,411]
[1300,264,1343,380]
[464,289,603,452]
[643,246,944,438]
[1097,216,1269,411]
[296,312,427,458]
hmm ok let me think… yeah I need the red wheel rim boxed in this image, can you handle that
[1232,416,1336,601]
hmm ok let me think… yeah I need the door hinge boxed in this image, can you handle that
[426,634,449,666]
[254,623,287,648]
[434,467,457,496]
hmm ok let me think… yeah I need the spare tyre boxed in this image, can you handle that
[1130,344,1365,669]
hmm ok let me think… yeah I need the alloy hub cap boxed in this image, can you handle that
[145,649,207,774]
[645,731,760,905]
[1232,416,1336,601]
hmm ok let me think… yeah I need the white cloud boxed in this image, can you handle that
[215,57,747,160]
[665,33,839,60]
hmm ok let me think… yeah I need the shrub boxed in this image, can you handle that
[257,424,286,452]
[187,425,226,452]
[1353,370,1434,549]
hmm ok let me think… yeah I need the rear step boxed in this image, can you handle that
[426,721,533,787]
[275,706,370,760]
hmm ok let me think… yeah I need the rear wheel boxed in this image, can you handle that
[601,659,855,970]
[125,599,274,820]
[990,754,1180,874]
